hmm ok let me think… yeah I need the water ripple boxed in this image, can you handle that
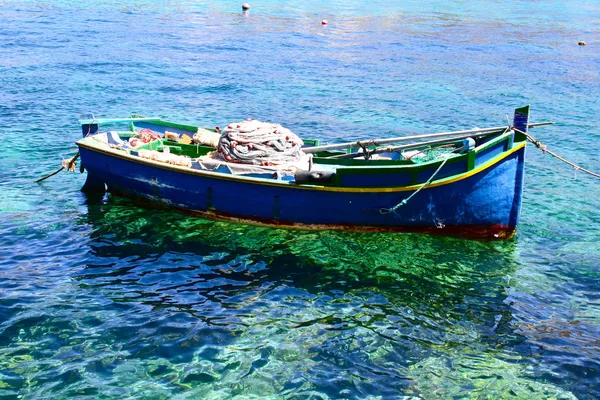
[1,0,599,398]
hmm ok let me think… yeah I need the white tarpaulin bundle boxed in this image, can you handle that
[138,148,192,168]
[216,119,305,166]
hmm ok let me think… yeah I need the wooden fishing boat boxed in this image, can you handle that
[75,106,547,240]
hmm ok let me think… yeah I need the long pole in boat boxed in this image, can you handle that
[329,132,495,159]
[302,122,554,154]
[330,122,555,159]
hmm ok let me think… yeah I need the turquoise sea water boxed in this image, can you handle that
[1,0,599,398]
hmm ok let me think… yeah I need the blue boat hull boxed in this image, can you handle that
[77,142,525,240]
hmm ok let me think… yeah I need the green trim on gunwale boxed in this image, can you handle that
[136,119,215,133]
[78,116,217,134]
[76,135,525,193]
[77,118,525,190]
[78,117,163,125]
[330,131,516,175]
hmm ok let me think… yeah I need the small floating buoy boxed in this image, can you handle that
[242,3,250,10]
[578,41,586,46]
[321,19,328,25]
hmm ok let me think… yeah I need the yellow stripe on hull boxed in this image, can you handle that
[76,140,526,194]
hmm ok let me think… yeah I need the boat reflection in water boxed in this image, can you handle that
[73,190,545,397]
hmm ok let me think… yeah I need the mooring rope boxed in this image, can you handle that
[35,152,80,183]
[378,135,480,215]
[35,118,92,182]
[513,128,600,179]
[380,153,452,214]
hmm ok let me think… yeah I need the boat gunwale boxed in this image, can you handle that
[76,132,526,193]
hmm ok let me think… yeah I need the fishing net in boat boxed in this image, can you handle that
[402,145,461,164]
[128,128,161,147]
[215,119,306,167]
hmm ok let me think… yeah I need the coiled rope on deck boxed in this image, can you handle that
[514,128,600,179]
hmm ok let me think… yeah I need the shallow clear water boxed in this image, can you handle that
[1,1,599,398]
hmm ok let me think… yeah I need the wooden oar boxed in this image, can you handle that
[303,122,554,154]
[35,152,80,183]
